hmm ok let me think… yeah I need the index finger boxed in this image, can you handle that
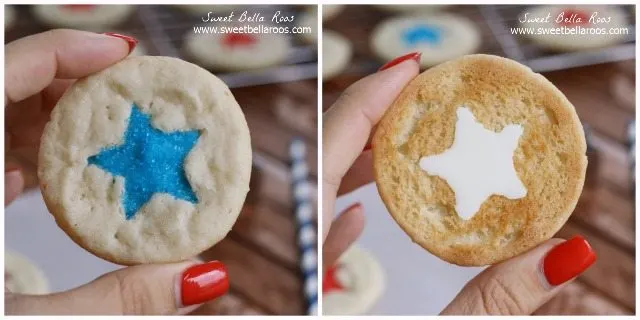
[323,58,420,188]
[5,29,130,105]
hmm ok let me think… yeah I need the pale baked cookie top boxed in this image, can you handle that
[184,22,290,72]
[38,56,252,265]
[371,14,480,68]
[373,54,586,266]
[5,251,49,295]
[32,5,133,31]
[323,246,384,315]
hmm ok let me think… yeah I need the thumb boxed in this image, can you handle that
[5,260,228,315]
[441,236,596,315]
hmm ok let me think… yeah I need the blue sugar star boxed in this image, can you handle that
[402,25,443,47]
[88,104,200,220]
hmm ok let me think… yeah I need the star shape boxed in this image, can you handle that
[88,104,200,220]
[402,24,443,47]
[419,107,527,220]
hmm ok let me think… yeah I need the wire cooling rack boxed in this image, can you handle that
[5,5,318,88]
[322,5,636,79]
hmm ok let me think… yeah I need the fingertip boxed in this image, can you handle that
[378,51,422,72]
[102,32,138,54]
[5,168,24,206]
[178,260,229,308]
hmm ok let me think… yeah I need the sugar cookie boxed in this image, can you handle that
[5,251,49,295]
[371,14,480,69]
[38,56,252,265]
[373,54,587,266]
[32,5,133,31]
[323,30,352,80]
[375,5,450,15]
[323,246,384,315]
[184,24,290,71]
[297,11,318,44]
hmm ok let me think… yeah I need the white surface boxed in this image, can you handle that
[5,189,121,293]
[335,183,485,315]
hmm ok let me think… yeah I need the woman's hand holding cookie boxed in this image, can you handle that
[322,52,421,271]
[5,29,227,315]
[323,52,595,315]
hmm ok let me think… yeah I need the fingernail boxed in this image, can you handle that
[378,52,421,72]
[180,260,229,307]
[102,32,138,54]
[342,202,362,214]
[363,143,372,152]
[542,236,596,286]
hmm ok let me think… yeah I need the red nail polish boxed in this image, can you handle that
[378,52,421,71]
[542,236,596,286]
[363,143,372,152]
[102,32,138,54]
[181,261,229,306]
[323,265,344,293]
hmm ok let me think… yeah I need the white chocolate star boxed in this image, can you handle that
[419,107,527,220]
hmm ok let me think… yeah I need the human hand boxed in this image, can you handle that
[321,52,596,315]
[322,52,421,270]
[5,29,228,315]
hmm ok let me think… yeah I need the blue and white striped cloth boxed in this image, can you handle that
[289,138,318,315]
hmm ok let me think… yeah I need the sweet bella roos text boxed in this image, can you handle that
[519,11,613,25]
[202,11,295,23]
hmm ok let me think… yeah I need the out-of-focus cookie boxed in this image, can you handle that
[323,5,344,21]
[185,24,290,71]
[297,11,318,44]
[5,5,15,29]
[178,5,244,16]
[375,5,449,15]
[38,56,252,265]
[519,5,628,52]
[323,30,352,80]
[322,246,384,315]
[371,14,480,69]
[373,54,587,266]
[5,251,49,295]
[32,5,133,31]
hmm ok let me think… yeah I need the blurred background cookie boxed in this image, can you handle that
[177,4,243,16]
[375,5,449,15]
[371,14,480,68]
[5,251,49,295]
[323,4,344,21]
[298,10,318,44]
[184,24,290,71]
[32,5,133,31]
[323,246,384,315]
[323,30,352,80]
